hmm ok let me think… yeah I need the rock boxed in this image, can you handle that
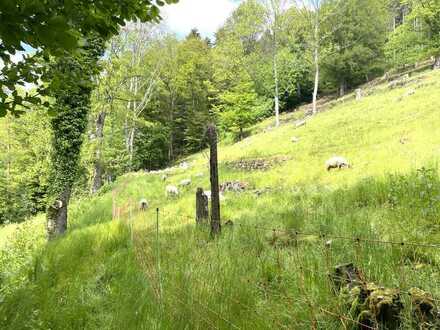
[220,181,249,193]
[224,220,234,226]
[409,288,440,328]
[331,264,403,329]
[388,75,410,89]
[330,263,364,292]
[195,172,204,177]
[295,119,306,128]
[224,156,290,171]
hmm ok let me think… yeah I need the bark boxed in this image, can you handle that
[273,50,280,127]
[168,93,175,162]
[207,125,221,237]
[296,81,302,99]
[196,188,209,224]
[339,80,347,97]
[47,189,70,239]
[434,55,440,70]
[91,111,106,194]
[312,17,320,115]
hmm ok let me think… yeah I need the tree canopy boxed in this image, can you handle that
[0,0,178,115]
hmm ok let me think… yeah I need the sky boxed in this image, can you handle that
[0,0,241,71]
[162,0,242,39]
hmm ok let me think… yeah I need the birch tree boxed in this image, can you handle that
[261,0,291,127]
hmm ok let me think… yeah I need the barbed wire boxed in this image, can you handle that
[234,223,440,249]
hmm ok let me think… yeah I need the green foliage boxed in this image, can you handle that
[46,37,105,202]
[386,0,440,67]
[215,78,269,140]
[0,111,51,224]
[321,0,389,91]
[0,0,179,115]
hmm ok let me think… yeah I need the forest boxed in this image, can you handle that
[2,1,440,329]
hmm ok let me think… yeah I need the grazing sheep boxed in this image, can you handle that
[179,162,190,170]
[203,190,225,201]
[325,156,351,171]
[165,185,179,197]
[139,198,149,211]
[179,179,192,187]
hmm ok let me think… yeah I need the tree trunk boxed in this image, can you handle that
[339,80,347,97]
[296,81,302,100]
[434,55,440,70]
[128,127,135,168]
[47,189,70,238]
[196,188,209,224]
[168,96,175,162]
[91,111,106,194]
[273,50,280,127]
[46,36,104,240]
[312,18,320,115]
[207,125,221,237]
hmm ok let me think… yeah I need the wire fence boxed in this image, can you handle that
[111,195,440,329]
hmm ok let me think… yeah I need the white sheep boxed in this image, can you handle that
[325,156,351,171]
[139,198,149,211]
[179,179,192,187]
[165,185,179,197]
[203,190,225,201]
[179,162,190,170]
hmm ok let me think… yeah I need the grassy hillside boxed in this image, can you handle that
[1,69,440,329]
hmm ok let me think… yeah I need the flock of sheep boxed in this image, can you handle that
[138,154,351,211]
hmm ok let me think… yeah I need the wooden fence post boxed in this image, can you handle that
[207,124,221,236]
[196,188,209,224]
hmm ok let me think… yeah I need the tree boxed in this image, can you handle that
[45,36,105,238]
[0,109,51,224]
[321,0,388,95]
[261,0,291,126]
[386,0,440,69]
[0,0,178,116]
[215,76,266,140]
[296,0,326,114]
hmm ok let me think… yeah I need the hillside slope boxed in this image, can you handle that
[1,69,440,329]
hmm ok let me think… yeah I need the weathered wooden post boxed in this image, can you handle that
[207,124,221,236]
[196,188,209,224]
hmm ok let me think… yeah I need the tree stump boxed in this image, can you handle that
[196,188,209,224]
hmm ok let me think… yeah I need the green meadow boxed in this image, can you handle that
[1,69,440,329]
